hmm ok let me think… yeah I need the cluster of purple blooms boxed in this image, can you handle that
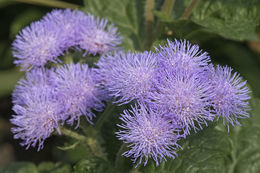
[11,9,250,167]
[11,9,120,150]
[99,40,250,166]
[12,9,121,70]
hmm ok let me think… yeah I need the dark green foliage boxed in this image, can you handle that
[0,162,38,173]
[73,157,118,173]
[38,162,71,173]
[191,0,260,41]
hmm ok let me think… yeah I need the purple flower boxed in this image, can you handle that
[12,20,64,70]
[12,68,52,105]
[11,70,65,151]
[156,39,210,76]
[149,70,215,136]
[77,15,121,55]
[210,65,250,130]
[95,51,157,104]
[50,63,104,127]
[116,102,182,166]
[42,9,86,50]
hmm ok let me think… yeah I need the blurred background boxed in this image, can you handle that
[0,0,260,170]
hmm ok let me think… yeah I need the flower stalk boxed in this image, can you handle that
[180,0,200,19]
[145,0,155,50]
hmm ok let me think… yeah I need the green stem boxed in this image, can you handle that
[15,0,79,9]
[161,0,176,16]
[60,127,106,159]
[145,0,155,50]
[60,127,86,141]
[95,103,116,131]
[180,0,200,19]
[228,128,240,173]
[154,0,176,39]
[87,136,107,159]
[228,139,237,173]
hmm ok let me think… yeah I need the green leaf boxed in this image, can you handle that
[165,19,218,40]
[140,126,231,173]
[159,0,260,41]
[0,162,37,173]
[140,98,260,173]
[191,0,260,41]
[38,162,71,173]
[73,157,118,173]
[82,0,146,50]
[99,105,130,163]
[229,98,260,173]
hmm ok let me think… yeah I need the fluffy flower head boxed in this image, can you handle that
[78,15,121,55]
[50,63,104,127]
[116,102,182,166]
[12,68,52,105]
[11,69,65,151]
[156,39,210,76]
[12,20,64,70]
[149,70,214,135]
[42,9,87,50]
[96,51,157,104]
[210,65,250,129]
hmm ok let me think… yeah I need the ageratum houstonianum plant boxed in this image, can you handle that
[11,9,251,167]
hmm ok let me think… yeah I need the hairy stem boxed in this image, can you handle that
[161,0,176,16]
[145,0,155,50]
[60,127,106,159]
[180,0,200,19]
[155,0,176,39]
[60,127,86,141]
[87,136,107,159]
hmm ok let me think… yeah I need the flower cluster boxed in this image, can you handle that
[11,9,120,151]
[12,9,121,70]
[11,63,105,151]
[11,9,251,168]
[96,39,250,166]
